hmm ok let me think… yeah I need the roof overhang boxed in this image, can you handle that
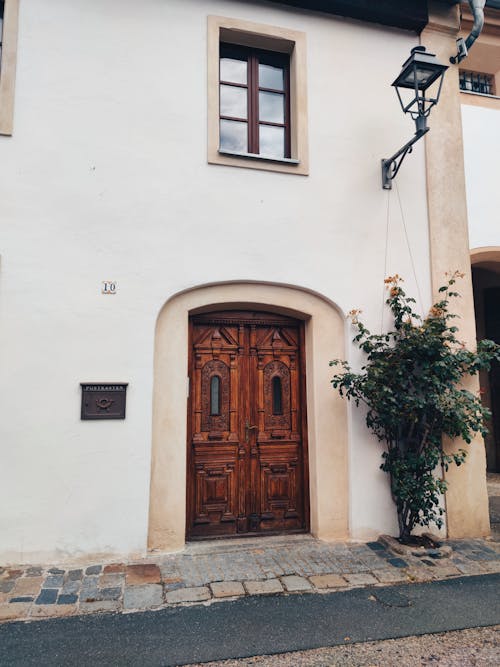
[251,1,499,34]
[259,1,500,33]
[261,1,428,32]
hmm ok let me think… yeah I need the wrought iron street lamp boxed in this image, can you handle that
[381,46,448,189]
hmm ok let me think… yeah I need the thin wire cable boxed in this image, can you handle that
[381,189,391,333]
[395,180,423,316]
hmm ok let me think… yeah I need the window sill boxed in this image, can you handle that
[218,149,300,165]
[460,90,499,100]
[460,90,500,110]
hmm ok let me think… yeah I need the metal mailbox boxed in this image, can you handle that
[80,383,128,420]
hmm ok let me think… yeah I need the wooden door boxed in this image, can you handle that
[187,311,308,539]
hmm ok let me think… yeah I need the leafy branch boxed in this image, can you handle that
[330,272,500,540]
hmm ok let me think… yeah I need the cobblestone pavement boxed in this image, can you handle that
[1,534,499,623]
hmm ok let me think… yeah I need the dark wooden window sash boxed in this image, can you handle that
[219,43,291,159]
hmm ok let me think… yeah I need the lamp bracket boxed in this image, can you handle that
[450,37,468,65]
[381,127,429,190]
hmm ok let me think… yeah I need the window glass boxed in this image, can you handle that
[272,376,283,415]
[220,85,247,119]
[259,91,284,124]
[259,63,284,90]
[220,119,248,152]
[210,376,221,416]
[259,124,285,158]
[220,57,247,84]
[459,70,494,95]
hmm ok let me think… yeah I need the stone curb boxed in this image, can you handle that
[0,536,498,623]
[0,567,489,622]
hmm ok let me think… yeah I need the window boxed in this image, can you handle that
[219,44,290,159]
[459,70,495,96]
[210,375,221,415]
[272,376,283,415]
[208,16,308,175]
[0,0,20,136]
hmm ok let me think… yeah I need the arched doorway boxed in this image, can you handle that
[471,248,500,473]
[148,282,348,553]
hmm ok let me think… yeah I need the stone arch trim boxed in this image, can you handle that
[148,282,349,552]
[471,247,500,266]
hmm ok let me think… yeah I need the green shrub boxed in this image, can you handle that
[330,272,500,540]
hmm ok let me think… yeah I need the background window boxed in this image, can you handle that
[459,70,495,96]
[219,43,290,159]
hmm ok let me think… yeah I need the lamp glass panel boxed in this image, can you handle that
[399,65,439,89]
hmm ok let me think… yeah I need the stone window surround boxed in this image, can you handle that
[0,0,19,136]
[207,15,309,176]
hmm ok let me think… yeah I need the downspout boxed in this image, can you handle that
[450,0,486,63]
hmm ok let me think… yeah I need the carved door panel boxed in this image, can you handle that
[187,312,307,539]
[249,323,304,533]
[188,319,242,538]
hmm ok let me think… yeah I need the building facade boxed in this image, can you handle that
[459,1,500,473]
[0,0,493,563]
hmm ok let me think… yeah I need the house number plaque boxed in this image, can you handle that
[80,383,128,420]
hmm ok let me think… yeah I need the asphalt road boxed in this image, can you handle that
[1,574,499,667]
[187,626,500,666]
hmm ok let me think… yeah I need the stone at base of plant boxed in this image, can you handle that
[378,534,452,559]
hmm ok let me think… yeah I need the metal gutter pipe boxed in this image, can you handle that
[450,0,486,63]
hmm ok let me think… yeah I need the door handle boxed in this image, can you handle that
[245,420,258,443]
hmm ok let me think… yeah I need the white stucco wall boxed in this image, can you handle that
[462,103,500,249]
[0,0,433,562]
